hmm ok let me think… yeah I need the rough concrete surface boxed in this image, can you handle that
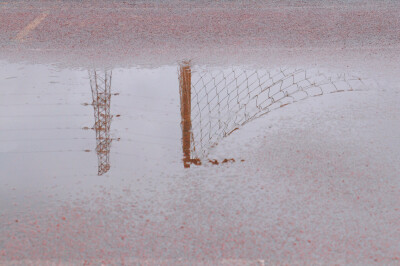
[0,1,399,265]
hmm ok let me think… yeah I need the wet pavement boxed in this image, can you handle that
[1,0,400,68]
[1,1,400,265]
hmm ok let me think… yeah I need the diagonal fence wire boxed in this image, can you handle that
[181,66,364,163]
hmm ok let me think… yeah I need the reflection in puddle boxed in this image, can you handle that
[89,70,114,175]
[0,61,365,176]
[179,63,363,168]
[179,62,201,168]
[2,59,398,264]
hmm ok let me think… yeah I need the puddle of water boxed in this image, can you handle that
[0,59,370,224]
[0,63,180,177]
[1,58,399,264]
[0,63,187,217]
[0,60,358,210]
[0,61,366,180]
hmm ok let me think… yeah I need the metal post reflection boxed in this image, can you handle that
[89,70,113,175]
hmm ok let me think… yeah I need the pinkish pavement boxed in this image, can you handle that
[1,0,400,68]
[1,1,400,265]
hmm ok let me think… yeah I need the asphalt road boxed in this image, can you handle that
[1,0,399,67]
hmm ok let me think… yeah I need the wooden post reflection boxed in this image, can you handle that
[179,62,192,168]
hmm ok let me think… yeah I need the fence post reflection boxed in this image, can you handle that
[179,62,192,168]
[89,70,113,175]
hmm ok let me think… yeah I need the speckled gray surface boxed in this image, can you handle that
[1,1,399,265]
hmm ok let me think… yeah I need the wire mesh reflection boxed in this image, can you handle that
[179,63,364,167]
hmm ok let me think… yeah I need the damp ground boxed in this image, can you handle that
[1,1,400,265]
